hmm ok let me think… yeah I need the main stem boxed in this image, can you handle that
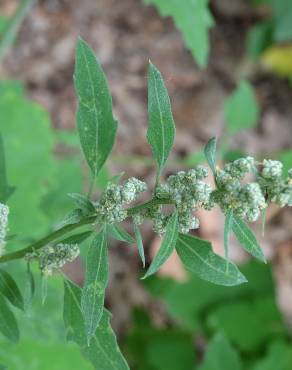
[0,197,173,264]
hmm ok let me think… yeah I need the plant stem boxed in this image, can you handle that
[0,197,173,264]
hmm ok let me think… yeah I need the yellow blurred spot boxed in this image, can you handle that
[261,44,292,77]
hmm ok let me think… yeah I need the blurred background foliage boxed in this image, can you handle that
[0,0,292,369]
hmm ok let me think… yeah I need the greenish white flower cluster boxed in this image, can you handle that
[0,203,9,256]
[39,243,80,276]
[258,160,292,207]
[154,166,212,234]
[96,177,147,224]
[213,157,267,222]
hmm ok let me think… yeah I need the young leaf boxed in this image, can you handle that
[147,62,175,178]
[142,212,178,279]
[81,229,109,344]
[24,262,35,312]
[107,224,134,244]
[64,279,130,370]
[57,208,83,228]
[0,134,15,203]
[232,216,266,263]
[133,223,145,267]
[224,210,233,260]
[74,38,117,183]
[59,231,93,245]
[68,193,95,215]
[224,80,259,134]
[176,234,247,286]
[41,275,48,305]
[0,293,19,343]
[0,269,24,310]
[144,0,214,67]
[204,137,217,175]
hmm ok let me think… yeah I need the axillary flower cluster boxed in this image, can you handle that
[0,203,9,256]
[15,157,292,276]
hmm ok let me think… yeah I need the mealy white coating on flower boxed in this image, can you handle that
[262,159,283,179]
[39,243,80,276]
[96,178,147,224]
[155,166,211,234]
[214,157,268,222]
[258,161,292,208]
[0,203,9,256]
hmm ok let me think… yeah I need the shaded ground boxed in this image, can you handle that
[1,0,292,331]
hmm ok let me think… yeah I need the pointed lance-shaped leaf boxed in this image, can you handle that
[107,224,134,244]
[232,216,266,263]
[81,229,109,344]
[223,210,233,260]
[176,233,247,286]
[133,223,145,268]
[147,62,175,177]
[74,38,117,182]
[64,279,130,369]
[142,212,178,279]
[0,293,19,343]
[204,137,217,175]
[0,269,24,311]
[0,134,15,203]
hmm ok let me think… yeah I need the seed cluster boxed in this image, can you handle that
[258,160,292,208]
[213,157,267,222]
[0,203,9,256]
[39,243,80,276]
[95,177,147,224]
[155,166,212,234]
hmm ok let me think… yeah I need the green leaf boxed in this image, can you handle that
[142,212,178,279]
[59,231,93,245]
[204,137,217,175]
[232,216,266,262]
[147,62,176,177]
[68,193,96,215]
[246,21,274,59]
[176,234,247,286]
[0,269,24,311]
[223,211,233,260]
[207,297,286,353]
[57,209,83,228]
[0,134,15,203]
[144,0,214,67]
[64,280,129,370]
[252,340,292,370]
[81,230,109,344]
[133,223,145,268]
[0,293,19,343]
[224,80,259,134]
[107,224,134,244]
[199,333,242,370]
[24,262,35,312]
[0,82,55,243]
[74,38,117,182]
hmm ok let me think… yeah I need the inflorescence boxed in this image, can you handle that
[38,243,80,276]
[0,203,9,256]
[7,157,292,275]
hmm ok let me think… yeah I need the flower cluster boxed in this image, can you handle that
[39,243,80,276]
[0,203,9,256]
[213,157,267,222]
[96,177,147,224]
[154,166,212,234]
[258,160,292,207]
